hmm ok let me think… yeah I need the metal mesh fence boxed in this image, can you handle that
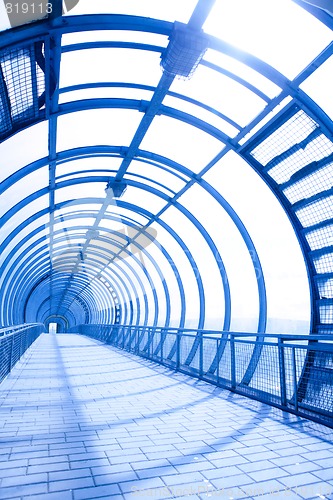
[0,44,45,139]
[0,324,44,384]
[75,325,333,427]
[248,343,281,396]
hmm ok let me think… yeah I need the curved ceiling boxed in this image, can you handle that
[0,0,332,335]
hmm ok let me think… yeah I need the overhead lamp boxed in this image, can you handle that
[105,179,127,198]
[160,22,209,79]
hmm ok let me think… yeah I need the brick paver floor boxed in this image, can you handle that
[0,333,332,500]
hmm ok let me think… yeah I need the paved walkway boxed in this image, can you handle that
[0,334,332,500]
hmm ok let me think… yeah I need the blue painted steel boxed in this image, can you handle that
[75,324,333,428]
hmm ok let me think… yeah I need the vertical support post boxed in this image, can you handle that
[216,338,220,384]
[148,328,151,358]
[20,331,24,357]
[231,334,236,390]
[199,333,203,379]
[161,331,164,362]
[176,332,180,370]
[278,338,287,407]
[8,336,14,373]
[292,346,299,412]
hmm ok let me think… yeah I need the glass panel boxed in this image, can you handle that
[0,215,48,269]
[0,122,48,182]
[104,208,149,227]
[140,115,224,173]
[126,159,187,193]
[54,201,103,216]
[152,219,201,328]
[144,234,182,327]
[179,183,259,332]
[67,0,197,23]
[60,48,162,88]
[203,151,311,332]
[239,97,292,146]
[0,167,48,217]
[119,185,167,214]
[0,194,48,242]
[170,65,266,127]
[56,108,142,151]
[204,49,281,98]
[301,56,333,120]
[163,94,239,138]
[55,183,107,204]
[124,173,175,197]
[203,0,332,79]
[62,30,168,47]
[161,206,208,329]
[59,86,154,105]
[56,157,123,179]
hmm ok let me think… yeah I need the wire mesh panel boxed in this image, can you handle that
[298,347,333,416]
[306,223,333,251]
[0,324,44,383]
[179,334,196,367]
[218,341,232,383]
[0,336,12,382]
[233,341,255,384]
[164,332,177,365]
[0,44,45,140]
[75,325,333,427]
[250,110,318,177]
[202,337,218,377]
[138,328,149,355]
[248,343,281,398]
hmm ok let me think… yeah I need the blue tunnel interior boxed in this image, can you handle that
[0,0,332,424]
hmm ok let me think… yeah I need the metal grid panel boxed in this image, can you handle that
[314,252,333,273]
[0,336,11,382]
[319,303,333,324]
[300,350,333,414]
[202,337,218,374]
[249,344,281,396]
[218,342,231,381]
[305,224,333,250]
[317,278,333,299]
[164,333,176,361]
[75,326,333,425]
[0,325,43,383]
[234,342,255,383]
[296,195,333,228]
[268,133,333,184]
[0,45,44,130]
[179,335,196,365]
[283,161,333,204]
[250,110,317,169]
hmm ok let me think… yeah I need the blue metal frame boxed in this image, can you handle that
[0,2,332,403]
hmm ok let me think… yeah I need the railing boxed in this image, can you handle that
[72,324,333,427]
[0,323,45,383]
